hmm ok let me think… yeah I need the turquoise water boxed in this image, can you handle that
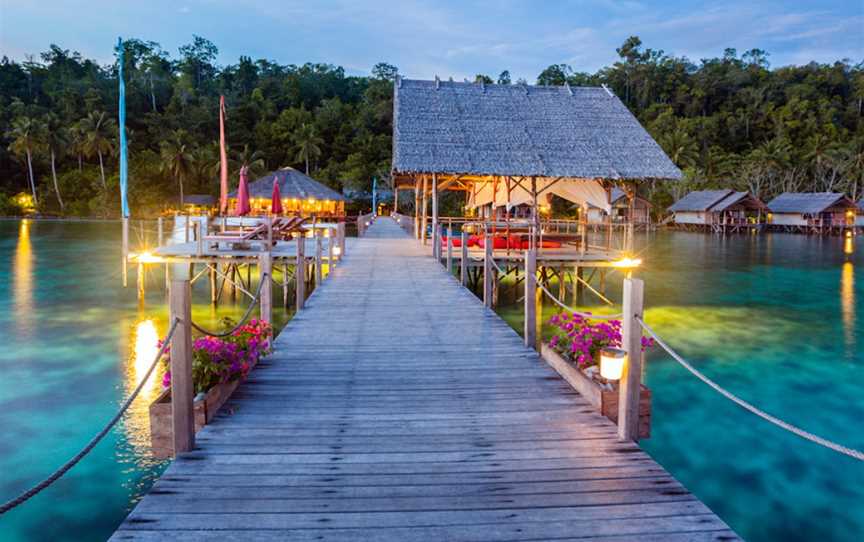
[0,220,290,542]
[496,231,864,542]
[1,222,863,541]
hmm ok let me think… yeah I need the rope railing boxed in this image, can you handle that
[637,316,864,462]
[0,318,181,515]
[536,281,623,320]
[189,274,267,337]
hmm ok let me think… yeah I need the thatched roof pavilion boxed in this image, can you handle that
[228,167,345,216]
[390,77,680,247]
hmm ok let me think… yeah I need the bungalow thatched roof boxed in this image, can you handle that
[668,190,734,212]
[230,167,345,201]
[711,191,766,212]
[392,78,682,181]
[182,194,216,206]
[767,192,853,214]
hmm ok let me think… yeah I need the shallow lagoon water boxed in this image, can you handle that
[497,231,864,542]
[0,220,289,542]
[1,221,863,541]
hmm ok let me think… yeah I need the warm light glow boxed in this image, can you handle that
[844,236,854,255]
[133,251,163,264]
[13,192,35,213]
[13,219,33,334]
[133,319,160,394]
[333,246,342,256]
[600,347,626,381]
[612,257,642,268]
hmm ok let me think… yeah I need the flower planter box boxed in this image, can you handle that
[149,379,239,459]
[540,343,651,438]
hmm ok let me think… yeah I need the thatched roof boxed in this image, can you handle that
[392,78,682,181]
[767,192,853,214]
[668,190,734,212]
[182,194,216,206]
[711,191,766,211]
[230,167,345,201]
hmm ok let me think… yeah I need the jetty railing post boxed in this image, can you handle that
[259,252,272,324]
[296,232,306,310]
[431,172,439,257]
[483,231,493,308]
[337,222,346,260]
[195,221,203,257]
[157,217,164,246]
[122,217,129,287]
[327,228,335,273]
[315,230,323,286]
[446,226,453,275]
[524,249,537,349]
[618,277,645,442]
[169,275,194,455]
[460,230,468,286]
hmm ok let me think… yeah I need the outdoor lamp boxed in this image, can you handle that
[600,347,626,381]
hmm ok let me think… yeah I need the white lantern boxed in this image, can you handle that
[600,347,626,381]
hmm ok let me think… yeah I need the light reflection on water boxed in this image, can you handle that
[841,262,855,355]
[13,219,33,336]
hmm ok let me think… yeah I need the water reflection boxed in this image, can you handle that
[121,318,166,462]
[841,262,855,355]
[13,219,33,335]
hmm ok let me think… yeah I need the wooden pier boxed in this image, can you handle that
[111,218,737,541]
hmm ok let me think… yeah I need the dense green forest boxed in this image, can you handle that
[1,35,862,217]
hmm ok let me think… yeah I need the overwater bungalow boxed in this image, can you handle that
[668,189,765,233]
[390,77,681,261]
[766,192,857,234]
[586,187,652,228]
[180,194,217,215]
[228,167,346,217]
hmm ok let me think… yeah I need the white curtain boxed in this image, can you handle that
[468,179,611,213]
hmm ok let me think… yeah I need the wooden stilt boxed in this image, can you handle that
[209,264,217,305]
[296,234,306,310]
[421,175,428,245]
[282,264,289,307]
[259,253,272,324]
[524,249,537,349]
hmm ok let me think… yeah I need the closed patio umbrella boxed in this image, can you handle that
[271,178,283,215]
[234,166,251,216]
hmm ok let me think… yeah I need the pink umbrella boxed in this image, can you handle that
[271,177,283,215]
[234,166,251,216]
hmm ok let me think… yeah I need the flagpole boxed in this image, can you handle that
[118,37,130,218]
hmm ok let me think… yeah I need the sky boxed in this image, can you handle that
[1,0,862,81]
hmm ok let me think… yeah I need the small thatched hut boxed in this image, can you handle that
[586,188,652,226]
[228,167,345,217]
[668,189,766,232]
[391,77,681,248]
[766,192,856,234]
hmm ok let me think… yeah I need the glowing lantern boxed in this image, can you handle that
[600,347,626,381]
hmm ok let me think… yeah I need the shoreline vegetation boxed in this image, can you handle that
[1,36,862,220]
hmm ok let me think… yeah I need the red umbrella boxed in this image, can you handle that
[234,166,251,216]
[271,177,283,215]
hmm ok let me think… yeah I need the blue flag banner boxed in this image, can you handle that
[118,37,130,218]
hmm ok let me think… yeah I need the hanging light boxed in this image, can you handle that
[600,347,626,381]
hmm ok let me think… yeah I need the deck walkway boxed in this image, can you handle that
[112,218,737,541]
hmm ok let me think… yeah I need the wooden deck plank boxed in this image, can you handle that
[111,218,737,541]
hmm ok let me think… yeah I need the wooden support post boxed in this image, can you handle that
[266,215,273,251]
[229,264,237,300]
[282,264,289,307]
[431,172,439,258]
[460,230,468,286]
[414,181,421,240]
[184,215,190,243]
[483,232,493,308]
[315,230,323,286]
[169,277,194,455]
[157,217,164,246]
[209,264,217,305]
[446,226,453,274]
[259,253,272,324]
[337,222,346,259]
[122,217,129,287]
[195,222,203,257]
[524,249,537,349]
[421,175,428,245]
[137,262,145,300]
[576,266,584,304]
[327,229,335,274]
[296,233,306,310]
[618,277,645,442]
[357,216,363,237]
[394,187,399,214]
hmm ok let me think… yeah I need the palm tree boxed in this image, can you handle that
[160,130,194,206]
[78,111,116,188]
[292,123,323,175]
[45,114,67,211]
[68,123,86,171]
[231,144,266,178]
[6,115,45,206]
[658,127,698,169]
